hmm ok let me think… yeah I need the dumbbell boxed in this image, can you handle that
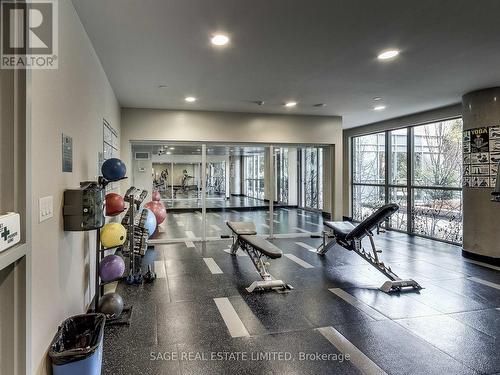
[144,265,156,283]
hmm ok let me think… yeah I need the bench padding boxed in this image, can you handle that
[227,221,257,235]
[240,235,283,259]
[324,221,356,240]
[324,204,399,243]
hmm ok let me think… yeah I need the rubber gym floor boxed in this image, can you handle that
[102,229,500,374]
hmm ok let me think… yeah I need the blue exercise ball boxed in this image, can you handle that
[143,208,157,237]
[101,158,127,181]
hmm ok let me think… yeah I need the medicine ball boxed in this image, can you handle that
[144,201,167,225]
[143,208,157,238]
[105,193,125,216]
[101,223,127,248]
[99,254,125,282]
[101,158,127,181]
[152,190,161,201]
[98,292,124,318]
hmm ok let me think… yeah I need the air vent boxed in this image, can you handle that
[134,152,150,160]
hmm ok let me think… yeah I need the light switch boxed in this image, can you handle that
[39,196,54,222]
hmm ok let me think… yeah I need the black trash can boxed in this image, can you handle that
[48,313,106,375]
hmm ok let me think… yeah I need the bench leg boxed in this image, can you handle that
[353,232,422,293]
[317,231,336,255]
[243,244,293,293]
[230,236,240,254]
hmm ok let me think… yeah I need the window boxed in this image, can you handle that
[244,154,265,199]
[353,133,385,184]
[351,118,463,244]
[275,148,289,204]
[411,119,463,242]
[352,133,386,220]
[300,147,323,210]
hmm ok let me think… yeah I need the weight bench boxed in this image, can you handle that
[317,204,422,293]
[226,221,293,293]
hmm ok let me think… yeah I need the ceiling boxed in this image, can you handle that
[72,0,500,128]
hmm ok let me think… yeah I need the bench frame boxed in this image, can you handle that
[228,226,293,293]
[317,205,422,293]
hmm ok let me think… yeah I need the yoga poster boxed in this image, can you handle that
[463,125,500,188]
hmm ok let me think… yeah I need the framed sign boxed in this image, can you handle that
[463,125,500,188]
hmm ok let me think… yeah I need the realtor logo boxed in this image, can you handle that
[1,0,58,69]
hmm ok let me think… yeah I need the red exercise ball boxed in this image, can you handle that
[152,190,161,201]
[144,201,167,225]
[105,193,125,216]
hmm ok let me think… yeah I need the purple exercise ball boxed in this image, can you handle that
[99,254,125,282]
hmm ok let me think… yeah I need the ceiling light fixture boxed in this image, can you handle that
[373,97,382,101]
[284,101,297,107]
[185,96,197,103]
[211,34,230,46]
[166,151,172,155]
[377,49,400,60]
[313,103,326,107]
[373,105,386,111]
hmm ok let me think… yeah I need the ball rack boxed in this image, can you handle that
[93,177,148,326]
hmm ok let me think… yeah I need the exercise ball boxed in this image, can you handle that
[98,292,124,318]
[144,201,167,225]
[143,208,157,237]
[101,223,127,248]
[101,158,126,181]
[105,193,125,216]
[152,190,161,201]
[99,254,125,282]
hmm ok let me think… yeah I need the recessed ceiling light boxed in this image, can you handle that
[373,105,386,111]
[166,151,172,155]
[185,96,197,102]
[284,101,297,107]
[373,97,382,101]
[211,34,230,46]
[169,147,175,150]
[377,49,400,60]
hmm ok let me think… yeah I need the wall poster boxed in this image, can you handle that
[463,125,500,188]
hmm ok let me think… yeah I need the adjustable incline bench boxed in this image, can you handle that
[317,203,422,293]
[226,221,293,293]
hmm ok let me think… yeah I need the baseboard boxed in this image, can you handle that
[462,249,500,266]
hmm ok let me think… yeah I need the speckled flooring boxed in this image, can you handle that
[102,231,500,375]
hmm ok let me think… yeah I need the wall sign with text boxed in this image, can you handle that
[463,126,500,188]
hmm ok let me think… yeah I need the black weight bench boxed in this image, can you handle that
[226,221,293,293]
[317,204,422,293]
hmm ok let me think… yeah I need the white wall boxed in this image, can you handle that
[29,1,120,373]
[121,108,343,219]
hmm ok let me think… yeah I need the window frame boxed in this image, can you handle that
[350,117,463,245]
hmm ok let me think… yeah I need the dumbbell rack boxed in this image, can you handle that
[92,182,147,326]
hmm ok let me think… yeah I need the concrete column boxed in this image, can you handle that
[462,87,500,262]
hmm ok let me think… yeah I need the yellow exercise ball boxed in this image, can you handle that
[101,223,127,248]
